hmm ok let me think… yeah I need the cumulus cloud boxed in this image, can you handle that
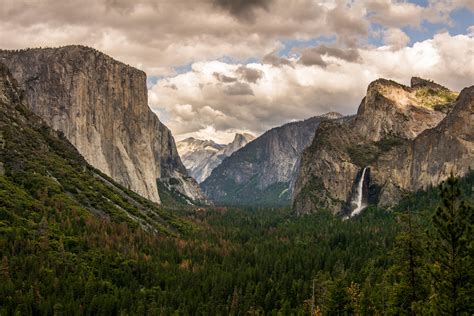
[326,1,369,46]
[149,33,474,143]
[213,72,238,83]
[236,66,264,83]
[2,0,470,77]
[224,82,255,95]
[299,50,328,67]
[366,0,425,28]
[297,44,361,66]
[0,0,392,75]
[366,0,474,28]
[2,0,473,143]
[382,28,411,50]
[262,53,294,67]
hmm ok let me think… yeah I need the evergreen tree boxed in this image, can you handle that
[429,175,473,314]
[387,209,428,315]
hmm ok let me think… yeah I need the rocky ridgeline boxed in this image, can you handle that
[293,77,472,215]
[0,46,207,204]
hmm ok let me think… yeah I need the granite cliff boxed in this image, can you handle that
[177,133,255,183]
[0,46,206,205]
[293,77,471,215]
[201,113,342,206]
[0,62,189,233]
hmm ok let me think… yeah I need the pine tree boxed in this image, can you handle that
[347,282,361,315]
[230,287,239,316]
[387,209,427,315]
[429,175,473,314]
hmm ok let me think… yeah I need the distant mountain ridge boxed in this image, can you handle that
[177,133,255,183]
[201,112,343,206]
[0,45,207,205]
[293,77,472,215]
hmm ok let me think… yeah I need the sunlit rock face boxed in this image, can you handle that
[0,46,207,204]
[293,77,472,215]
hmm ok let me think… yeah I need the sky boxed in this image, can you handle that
[1,0,473,143]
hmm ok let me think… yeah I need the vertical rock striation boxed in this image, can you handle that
[0,46,206,204]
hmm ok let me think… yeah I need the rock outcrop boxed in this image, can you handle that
[177,133,255,183]
[293,77,471,215]
[0,46,206,204]
[373,85,474,207]
[201,112,343,206]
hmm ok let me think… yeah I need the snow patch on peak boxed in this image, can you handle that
[177,132,255,183]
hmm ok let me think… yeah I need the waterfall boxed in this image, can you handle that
[350,167,367,218]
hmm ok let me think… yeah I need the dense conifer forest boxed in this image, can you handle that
[1,170,473,314]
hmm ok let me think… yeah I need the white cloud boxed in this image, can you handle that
[382,28,411,50]
[367,0,425,28]
[2,0,472,143]
[149,33,474,143]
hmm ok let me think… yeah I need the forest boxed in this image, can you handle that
[1,168,473,315]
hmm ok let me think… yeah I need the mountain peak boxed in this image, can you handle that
[178,133,254,183]
[232,132,255,144]
[410,76,448,91]
[320,112,343,119]
[356,77,451,141]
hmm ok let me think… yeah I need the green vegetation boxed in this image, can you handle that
[0,74,194,236]
[208,176,292,207]
[429,176,473,314]
[156,179,193,208]
[415,87,458,110]
[347,136,405,167]
[297,175,342,208]
[2,160,473,314]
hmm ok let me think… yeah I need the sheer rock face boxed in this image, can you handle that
[0,46,206,204]
[177,133,255,183]
[293,78,470,215]
[373,86,474,207]
[201,113,343,206]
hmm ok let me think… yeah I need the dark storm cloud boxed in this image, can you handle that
[224,82,254,95]
[213,0,273,22]
[213,72,238,83]
[236,66,263,83]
